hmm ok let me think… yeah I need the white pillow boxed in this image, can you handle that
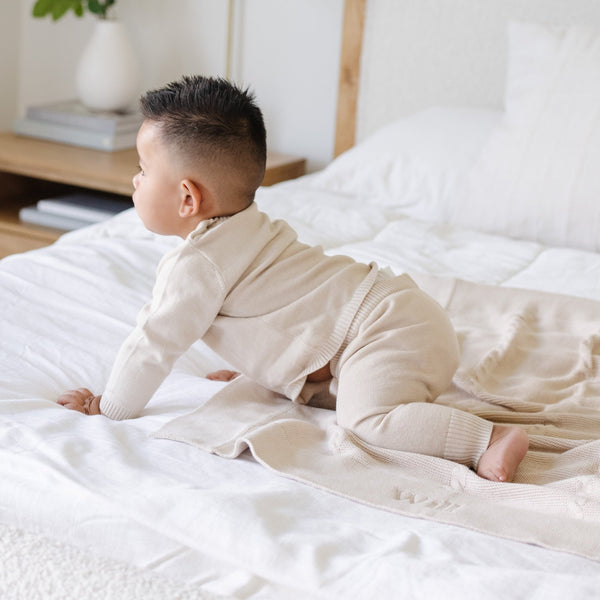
[454,22,600,251]
[311,107,499,218]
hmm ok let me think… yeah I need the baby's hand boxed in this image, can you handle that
[58,388,102,416]
[206,370,240,382]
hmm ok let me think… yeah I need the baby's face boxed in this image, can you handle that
[133,120,185,236]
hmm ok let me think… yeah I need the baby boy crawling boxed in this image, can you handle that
[59,75,528,483]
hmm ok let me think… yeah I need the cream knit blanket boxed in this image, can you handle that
[155,275,600,561]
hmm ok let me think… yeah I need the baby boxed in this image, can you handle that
[59,75,528,482]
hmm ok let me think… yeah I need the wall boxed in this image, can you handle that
[0,2,20,130]
[356,0,600,142]
[9,0,344,171]
[233,0,344,172]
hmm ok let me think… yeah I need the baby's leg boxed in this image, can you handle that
[337,355,528,480]
[334,286,527,480]
[336,287,466,455]
[336,365,493,469]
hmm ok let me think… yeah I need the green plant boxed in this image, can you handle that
[32,0,116,21]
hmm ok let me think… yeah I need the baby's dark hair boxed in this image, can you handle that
[140,75,267,203]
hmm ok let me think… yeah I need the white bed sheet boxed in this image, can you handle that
[3,179,600,599]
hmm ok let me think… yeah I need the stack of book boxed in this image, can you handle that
[19,193,132,231]
[13,100,143,151]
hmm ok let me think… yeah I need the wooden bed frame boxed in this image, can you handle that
[334,0,366,157]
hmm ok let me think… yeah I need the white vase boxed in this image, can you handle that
[76,20,140,112]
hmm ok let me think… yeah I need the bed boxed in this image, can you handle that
[3,0,600,598]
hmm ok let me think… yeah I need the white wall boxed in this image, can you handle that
[233,0,344,172]
[8,0,344,171]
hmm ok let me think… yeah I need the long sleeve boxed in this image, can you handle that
[100,242,226,420]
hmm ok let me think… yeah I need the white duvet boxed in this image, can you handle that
[3,110,600,599]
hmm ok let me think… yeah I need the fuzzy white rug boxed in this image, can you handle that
[0,522,232,600]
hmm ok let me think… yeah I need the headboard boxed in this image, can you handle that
[334,0,600,156]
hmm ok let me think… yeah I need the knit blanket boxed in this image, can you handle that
[155,276,600,561]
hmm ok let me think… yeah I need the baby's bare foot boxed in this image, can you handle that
[477,425,529,483]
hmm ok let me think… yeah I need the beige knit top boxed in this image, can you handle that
[100,202,378,420]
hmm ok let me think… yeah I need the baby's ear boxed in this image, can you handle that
[179,178,201,217]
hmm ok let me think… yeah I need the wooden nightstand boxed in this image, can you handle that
[0,132,306,258]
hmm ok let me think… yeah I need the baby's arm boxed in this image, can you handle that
[58,373,238,417]
[58,388,102,416]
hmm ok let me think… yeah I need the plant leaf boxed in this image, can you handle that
[88,0,116,18]
[51,0,73,20]
[32,0,54,18]
[32,0,114,20]
[87,0,102,15]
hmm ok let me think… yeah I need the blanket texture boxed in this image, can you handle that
[0,522,232,600]
[155,276,600,561]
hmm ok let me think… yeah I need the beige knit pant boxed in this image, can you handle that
[331,274,493,470]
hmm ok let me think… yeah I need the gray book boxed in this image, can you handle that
[26,100,142,134]
[13,117,138,151]
[19,205,93,231]
[36,193,131,223]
